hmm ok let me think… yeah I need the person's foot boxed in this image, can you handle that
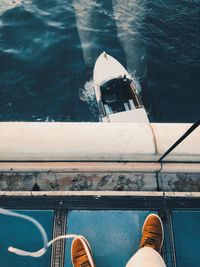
[139,213,164,253]
[71,236,96,267]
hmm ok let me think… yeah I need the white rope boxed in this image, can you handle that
[8,234,82,258]
[0,208,80,258]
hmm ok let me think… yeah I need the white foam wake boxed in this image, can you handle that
[79,80,95,102]
[130,73,142,94]
[0,0,22,13]
[79,79,100,120]
[72,0,104,67]
[112,0,148,79]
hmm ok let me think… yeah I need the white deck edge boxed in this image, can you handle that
[0,191,200,197]
[0,122,200,162]
[0,162,200,173]
[0,162,161,173]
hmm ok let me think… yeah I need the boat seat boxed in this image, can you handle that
[129,99,135,109]
[124,103,129,111]
[104,94,118,104]
[104,104,113,114]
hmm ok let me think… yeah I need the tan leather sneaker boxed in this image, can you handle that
[139,213,164,253]
[71,236,96,267]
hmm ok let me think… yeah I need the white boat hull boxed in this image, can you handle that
[93,52,131,86]
[102,108,149,123]
[93,52,149,123]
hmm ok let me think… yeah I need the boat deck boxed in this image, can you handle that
[100,78,139,113]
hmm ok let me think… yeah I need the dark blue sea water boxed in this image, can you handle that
[0,0,200,122]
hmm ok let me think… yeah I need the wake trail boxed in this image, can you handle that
[79,79,100,120]
[112,0,148,80]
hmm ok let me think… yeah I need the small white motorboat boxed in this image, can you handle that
[93,52,149,123]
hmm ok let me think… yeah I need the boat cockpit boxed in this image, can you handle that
[100,77,142,115]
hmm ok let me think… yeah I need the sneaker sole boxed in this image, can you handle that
[71,235,95,267]
[142,213,164,252]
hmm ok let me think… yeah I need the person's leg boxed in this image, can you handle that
[125,214,167,267]
[126,247,166,267]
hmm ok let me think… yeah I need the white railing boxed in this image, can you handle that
[0,122,199,162]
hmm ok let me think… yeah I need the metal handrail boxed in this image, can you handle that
[158,118,200,162]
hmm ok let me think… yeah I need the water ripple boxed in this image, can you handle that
[0,0,199,122]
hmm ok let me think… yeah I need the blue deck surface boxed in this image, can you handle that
[172,210,200,267]
[65,210,154,267]
[0,210,53,267]
[1,208,199,267]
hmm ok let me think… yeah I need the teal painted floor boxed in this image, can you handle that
[172,210,200,267]
[0,209,200,267]
[0,210,53,267]
[65,210,154,267]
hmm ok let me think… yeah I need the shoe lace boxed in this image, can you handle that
[81,261,91,267]
[143,236,157,247]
